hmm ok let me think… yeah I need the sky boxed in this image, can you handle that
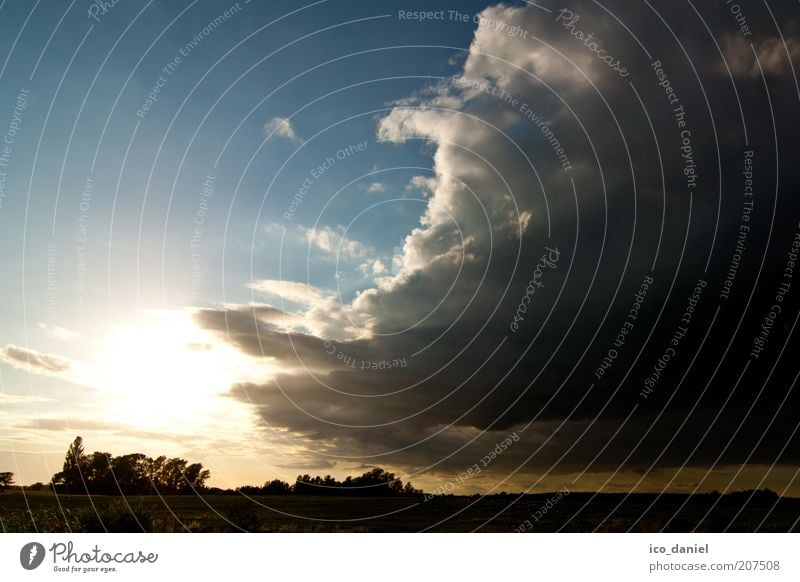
[1,0,800,497]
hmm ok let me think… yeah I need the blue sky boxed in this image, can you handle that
[0,0,513,487]
[0,0,477,347]
[0,0,483,313]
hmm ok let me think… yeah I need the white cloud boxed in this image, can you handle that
[406,175,437,195]
[516,210,533,234]
[254,4,561,341]
[244,280,375,341]
[252,3,551,339]
[0,344,74,374]
[0,393,54,404]
[218,303,304,331]
[37,322,78,341]
[0,344,93,389]
[248,279,327,306]
[304,225,369,259]
[264,116,303,144]
[358,258,387,276]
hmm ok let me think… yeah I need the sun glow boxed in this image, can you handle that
[94,310,274,431]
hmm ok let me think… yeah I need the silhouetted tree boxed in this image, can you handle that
[351,468,407,495]
[0,471,14,491]
[49,438,211,495]
[237,479,291,495]
[236,485,261,495]
[84,452,113,494]
[160,458,188,493]
[293,473,318,495]
[262,479,291,495]
[111,453,150,494]
[181,462,210,492]
[52,436,87,493]
[403,481,421,496]
[728,489,779,503]
[147,455,168,491]
[293,468,419,496]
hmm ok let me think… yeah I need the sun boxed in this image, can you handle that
[94,310,272,432]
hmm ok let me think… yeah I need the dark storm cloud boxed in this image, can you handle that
[197,0,800,489]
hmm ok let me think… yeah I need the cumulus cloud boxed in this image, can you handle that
[264,116,303,144]
[0,344,75,375]
[37,322,79,341]
[366,182,386,193]
[406,175,437,195]
[304,225,370,259]
[242,281,373,341]
[248,279,328,306]
[196,1,800,491]
[358,258,387,276]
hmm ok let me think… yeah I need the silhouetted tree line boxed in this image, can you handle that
[36,437,419,497]
[237,467,421,497]
[237,479,293,496]
[0,446,788,503]
[51,436,210,495]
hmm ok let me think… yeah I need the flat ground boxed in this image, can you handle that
[1,491,797,532]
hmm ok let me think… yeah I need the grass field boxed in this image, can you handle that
[1,490,798,532]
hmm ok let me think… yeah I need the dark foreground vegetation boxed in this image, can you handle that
[1,489,798,532]
[2,437,798,532]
